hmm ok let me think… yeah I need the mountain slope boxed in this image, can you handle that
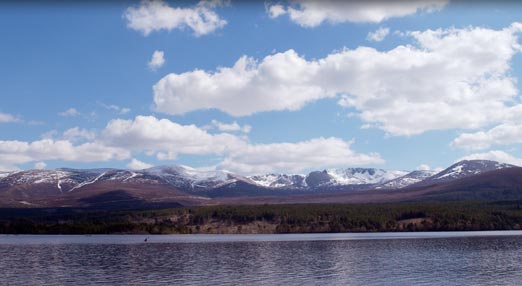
[423,160,515,184]
[403,167,522,202]
[377,170,438,189]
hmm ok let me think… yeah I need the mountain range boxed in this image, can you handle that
[0,160,520,208]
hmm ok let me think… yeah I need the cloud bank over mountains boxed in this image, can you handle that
[0,116,383,173]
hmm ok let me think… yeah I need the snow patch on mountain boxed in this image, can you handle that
[57,179,62,193]
[377,170,438,189]
[326,168,408,185]
[248,174,307,188]
[145,165,230,182]
[67,171,107,192]
[143,165,250,191]
[122,171,140,182]
[0,172,13,179]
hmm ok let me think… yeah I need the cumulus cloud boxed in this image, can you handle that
[211,120,251,133]
[451,104,522,150]
[459,150,522,167]
[218,137,384,174]
[99,116,382,174]
[153,50,331,116]
[148,50,165,71]
[100,116,248,161]
[266,3,287,18]
[62,127,97,143]
[0,113,21,123]
[417,164,431,171]
[367,27,390,42]
[266,0,447,27]
[34,162,47,170]
[127,158,153,170]
[41,130,58,140]
[451,123,522,150]
[154,23,522,136]
[124,0,227,37]
[0,139,130,170]
[0,115,383,174]
[58,108,80,117]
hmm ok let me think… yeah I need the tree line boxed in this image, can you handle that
[0,201,521,234]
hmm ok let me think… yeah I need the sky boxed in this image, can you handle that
[1,0,522,174]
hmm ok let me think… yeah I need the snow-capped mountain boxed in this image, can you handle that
[0,160,517,200]
[327,168,408,185]
[304,168,407,188]
[424,160,515,184]
[377,170,438,189]
[142,165,252,191]
[0,165,252,194]
[248,174,307,189]
[0,169,107,193]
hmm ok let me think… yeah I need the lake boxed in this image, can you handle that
[1,231,521,285]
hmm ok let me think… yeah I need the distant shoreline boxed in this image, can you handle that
[2,231,522,245]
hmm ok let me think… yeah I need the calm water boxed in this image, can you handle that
[1,231,521,285]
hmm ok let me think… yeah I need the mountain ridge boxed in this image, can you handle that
[0,160,519,208]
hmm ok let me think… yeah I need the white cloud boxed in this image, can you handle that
[451,104,522,150]
[0,165,16,172]
[100,115,247,157]
[266,0,447,27]
[266,3,287,18]
[0,115,383,174]
[124,0,227,37]
[148,50,165,71]
[58,108,80,117]
[154,23,522,136]
[41,130,58,140]
[417,164,431,171]
[0,113,21,123]
[97,101,131,114]
[100,116,381,174]
[211,120,251,133]
[126,158,153,170]
[459,150,522,167]
[62,127,97,143]
[0,139,130,170]
[34,162,47,170]
[367,27,390,42]
[452,123,522,150]
[156,151,179,161]
[416,164,443,172]
[153,50,331,116]
[218,137,384,174]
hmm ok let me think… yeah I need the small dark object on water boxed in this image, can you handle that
[144,237,149,242]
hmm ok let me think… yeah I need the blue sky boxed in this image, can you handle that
[1,0,522,174]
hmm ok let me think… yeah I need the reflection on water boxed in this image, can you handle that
[0,233,521,285]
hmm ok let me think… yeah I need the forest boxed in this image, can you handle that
[0,201,521,234]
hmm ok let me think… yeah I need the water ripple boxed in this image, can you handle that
[0,233,521,285]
